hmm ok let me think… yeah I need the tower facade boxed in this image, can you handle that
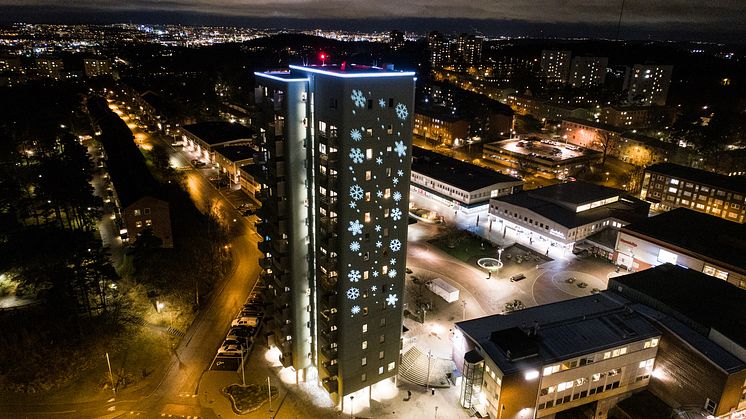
[624,64,673,106]
[254,64,416,400]
[540,50,572,84]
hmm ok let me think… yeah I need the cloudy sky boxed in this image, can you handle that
[2,0,745,41]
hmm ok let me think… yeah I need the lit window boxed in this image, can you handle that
[388,361,396,371]
[366,149,373,159]
[135,221,142,228]
[362,341,368,350]
[362,324,367,333]
[361,373,367,382]
[362,357,367,366]
[145,219,152,226]
[134,209,141,216]
[365,213,371,223]
[379,350,384,359]
[379,366,384,374]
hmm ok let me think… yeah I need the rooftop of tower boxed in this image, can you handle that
[288,63,416,78]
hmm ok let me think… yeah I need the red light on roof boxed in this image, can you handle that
[320,53,326,60]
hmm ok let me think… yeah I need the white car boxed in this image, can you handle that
[231,316,258,328]
[218,343,244,356]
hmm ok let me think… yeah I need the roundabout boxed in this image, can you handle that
[477,257,503,271]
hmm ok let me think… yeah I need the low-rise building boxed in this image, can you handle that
[181,121,256,162]
[411,146,522,213]
[598,105,676,130]
[640,162,746,223]
[238,163,263,202]
[413,109,469,147]
[488,181,649,251]
[506,94,591,122]
[213,144,257,185]
[483,138,602,179]
[614,208,746,289]
[454,294,661,418]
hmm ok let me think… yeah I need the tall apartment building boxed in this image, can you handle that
[389,30,405,51]
[35,57,63,79]
[454,33,483,66]
[427,31,450,68]
[253,64,415,404]
[624,64,673,106]
[83,58,112,78]
[569,56,608,88]
[640,162,746,223]
[540,50,572,84]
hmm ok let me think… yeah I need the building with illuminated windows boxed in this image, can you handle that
[83,58,112,78]
[640,162,746,223]
[454,33,483,67]
[624,64,673,106]
[540,50,572,84]
[569,56,608,88]
[614,208,746,289]
[427,31,450,68]
[252,64,415,407]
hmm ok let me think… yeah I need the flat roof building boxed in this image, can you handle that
[641,162,746,223]
[483,138,602,180]
[614,207,746,289]
[411,146,522,212]
[540,50,572,84]
[489,181,649,251]
[213,144,258,186]
[624,64,673,106]
[182,121,256,162]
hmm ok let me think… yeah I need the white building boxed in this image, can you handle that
[540,50,572,84]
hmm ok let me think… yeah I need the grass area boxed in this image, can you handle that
[223,383,279,414]
[429,232,499,262]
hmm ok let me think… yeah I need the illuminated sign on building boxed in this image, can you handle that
[550,228,565,238]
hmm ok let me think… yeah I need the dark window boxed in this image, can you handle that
[389,98,394,107]
[580,390,587,398]
[563,396,570,403]
[330,99,338,109]
[367,99,373,109]
[538,403,545,410]
[545,400,554,408]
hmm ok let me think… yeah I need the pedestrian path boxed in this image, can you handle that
[398,346,453,388]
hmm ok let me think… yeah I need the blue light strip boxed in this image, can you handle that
[254,72,309,83]
[289,65,416,79]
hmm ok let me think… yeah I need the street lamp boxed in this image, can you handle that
[156,300,165,313]
[349,395,354,419]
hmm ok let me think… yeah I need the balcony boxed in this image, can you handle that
[258,240,272,253]
[319,151,338,165]
[322,377,338,394]
[321,361,338,377]
[319,345,338,360]
[319,194,338,208]
[318,254,338,269]
[318,270,338,290]
[259,257,273,270]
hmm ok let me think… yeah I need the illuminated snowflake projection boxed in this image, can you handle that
[386,293,399,307]
[350,128,363,142]
[394,140,407,157]
[392,177,400,186]
[374,225,382,232]
[376,157,383,165]
[376,240,383,248]
[388,268,397,278]
[350,241,361,252]
[391,208,403,221]
[349,148,364,164]
[378,98,386,108]
[348,270,361,282]
[371,285,378,292]
[348,220,363,236]
[397,169,404,177]
[392,191,402,202]
[351,90,366,107]
[376,190,384,198]
[390,258,397,265]
[350,184,364,201]
[349,201,357,209]
[389,239,402,252]
[351,305,361,315]
[347,287,360,300]
[395,103,408,120]
[372,270,380,277]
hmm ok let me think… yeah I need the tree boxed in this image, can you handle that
[595,130,617,168]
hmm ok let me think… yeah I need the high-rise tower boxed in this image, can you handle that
[253,64,416,402]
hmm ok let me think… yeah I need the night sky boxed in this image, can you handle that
[1,0,745,42]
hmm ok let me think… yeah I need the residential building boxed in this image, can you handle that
[454,294,661,418]
[427,31,450,68]
[598,105,676,130]
[609,264,746,417]
[614,208,746,288]
[238,163,263,202]
[506,94,591,121]
[0,56,22,72]
[540,50,572,84]
[35,57,63,79]
[213,144,258,186]
[624,64,673,106]
[83,58,112,78]
[181,121,256,162]
[569,56,608,88]
[488,181,649,251]
[640,162,746,223]
[454,33,483,66]
[410,146,522,212]
[413,109,469,147]
[252,64,415,405]
[388,30,405,50]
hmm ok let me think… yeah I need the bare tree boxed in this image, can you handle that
[595,130,617,168]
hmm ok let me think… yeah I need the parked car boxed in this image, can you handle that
[509,273,526,282]
[226,326,255,342]
[240,309,264,319]
[231,316,258,328]
[218,339,245,356]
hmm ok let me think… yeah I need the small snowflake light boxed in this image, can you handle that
[376,240,383,248]
[386,293,399,307]
[349,201,357,209]
[347,287,360,300]
[348,220,363,236]
[372,270,380,277]
[376,190,383,198]
[389,239,402,252]
[374,224,382,232]
[378,98,386,108]
[350,128,362,142]
[351,90,366,107]
[391,208,402,221]
[392,177,400,186]
[371,285,378,292]
[388,268,397,278]
[348,270,361,282]
[395,103,408,120]
[350,241,361,252]
[376,157,383,165]
[390,258,397,265]
[393,191,402,202]
[397,169,404,177]
[349,184,364,201]
[351,305,361,315]
[394,140,407,157]
[349,148,364,164]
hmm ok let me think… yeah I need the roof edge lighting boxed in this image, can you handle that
[289,64,416,78]
[254,72,309,83]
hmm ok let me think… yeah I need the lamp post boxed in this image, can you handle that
[350,395,354,419]
[426,350,433,391]
[435,406,439,419]
[105,352,115,395]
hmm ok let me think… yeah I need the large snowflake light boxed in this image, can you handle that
[395,103,408,120]
[389,239,402,252]
[351,305,361,315]
[351,90,366,107]
[391,208,403,221]
[388,268,397,278]
[386,293,399,307]
[348,220,363,236]
[347,287,360,300]
[378,98,386,108]
[394,140,407,157]
[350,128,362,142]
[393,191,402,202]
[350,241,361,252]
[349,184,364,201]
[348,270,361,282]
[349,148,364,164]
